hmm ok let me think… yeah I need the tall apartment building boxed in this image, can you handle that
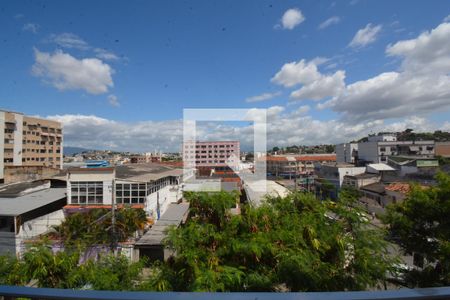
[183,141,240,169]
[0,110,63,181]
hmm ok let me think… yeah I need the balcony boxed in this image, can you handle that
[0,285,450,300]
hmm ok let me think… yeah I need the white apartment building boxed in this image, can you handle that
[336,143,358,163]
[358,140,435,164]
[66,164,183,221]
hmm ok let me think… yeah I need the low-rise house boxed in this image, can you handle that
[342,173,380,189]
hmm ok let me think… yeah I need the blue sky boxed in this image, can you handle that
[1,1,450,151]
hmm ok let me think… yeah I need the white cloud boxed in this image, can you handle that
[323,21,450,122]
[49,108,448,152]
[443,14,450,22]
[290,70,345,101]
[386,22,450,75]
[32,49,114,94]
[318,16,340,30]
[271,58,345,101]
[23,23,39,33]
[349,23,382,48]
[94,48,120,61]
[49,33,90,50]
[108,94,120,107]
[271,58,322,87]
[245,91,282,103]
[280,8,305,30]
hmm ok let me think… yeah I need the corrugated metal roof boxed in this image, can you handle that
[0,188,66,216]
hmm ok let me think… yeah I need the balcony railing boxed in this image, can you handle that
[1,285,450,300]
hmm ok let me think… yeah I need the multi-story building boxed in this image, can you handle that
[336,143,358,163]
[266,154,336,177]
[0,110,63,181]
[183,141,240,170]
[358,139,435,164]
[66,163,183,221]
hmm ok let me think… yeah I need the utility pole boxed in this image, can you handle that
[110,178,118,255]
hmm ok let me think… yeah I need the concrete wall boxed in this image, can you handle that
[145,185,182,220]
[436,142,450,158]
[357,142,379,163]
[4,166,60,184]
[16,209,65,256]
[13,113,23,166]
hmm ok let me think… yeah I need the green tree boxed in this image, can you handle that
[151,190,396,292]
[21,241,81,288]
[51,207,147,250]
[383,172,450,287]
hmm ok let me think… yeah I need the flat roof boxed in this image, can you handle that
[115,163,183,182]
[244,180,290,207]
[135,202,190,246]
[367,163,396,171]
[0,188,66,216]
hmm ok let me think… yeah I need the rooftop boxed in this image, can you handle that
[115,163,183,182]
[0,180,50,198]
[360,183,386,194]
[0,188,66,216]
[244,180,290,207]
[367,163,396,172]
[135,202,190,246]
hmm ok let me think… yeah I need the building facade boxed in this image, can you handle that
[183,141,240,169]
[336,143,358,163]
[357,139,435,164]
[0,110,63,181]
[267,154,336,177]
[66,165,183,222]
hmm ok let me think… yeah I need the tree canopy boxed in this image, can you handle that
[50,207,147,249]
[147,190,396,292]
[384,172,450,287]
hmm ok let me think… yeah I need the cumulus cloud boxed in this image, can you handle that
[279,8,305,30]
[318,16,340,30]
[32,49,114,94]
[245,91,282,103]
[321,21,450,122]
[23,23,39,33]
[48,108,448,152]
[108,94,120,107]
[271,58,345,101]
[444,14,450,22]
[49,33,90,50]
[349,23,382,48]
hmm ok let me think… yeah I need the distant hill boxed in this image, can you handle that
[64,146,92,156]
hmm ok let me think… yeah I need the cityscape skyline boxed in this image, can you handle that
[1,1,450,151]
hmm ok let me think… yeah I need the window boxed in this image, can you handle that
[70,181,103,204]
